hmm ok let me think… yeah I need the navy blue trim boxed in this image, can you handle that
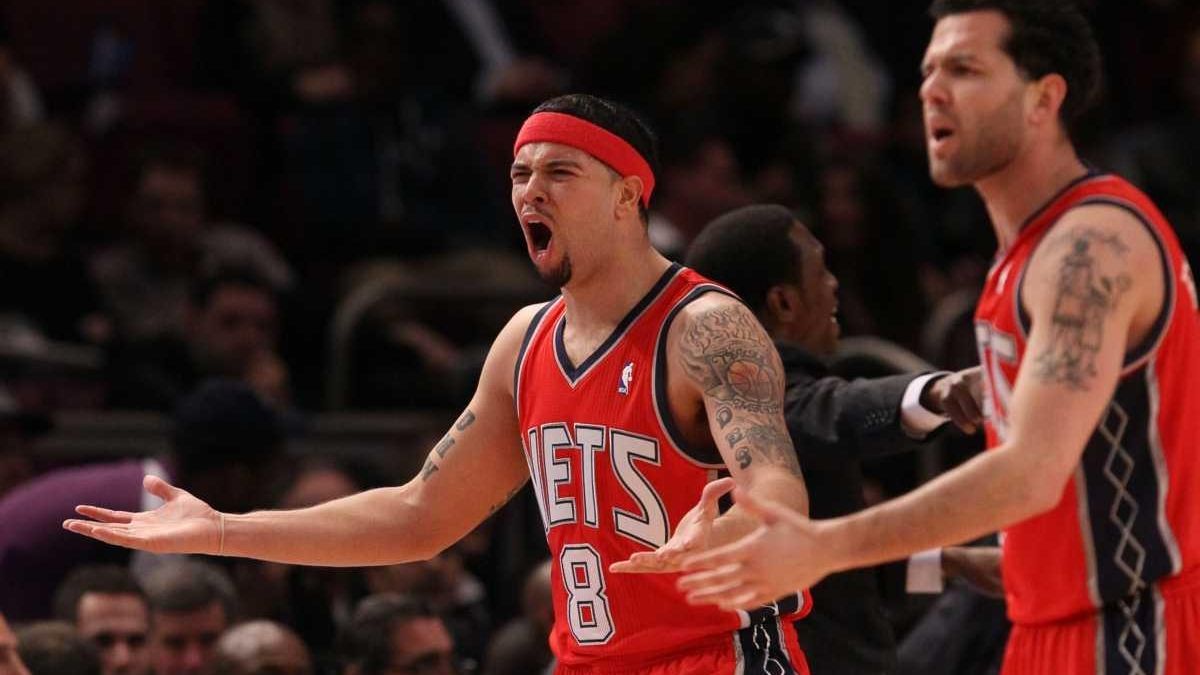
[1013,194,1175,366]
[513,300,557,401]
[1076,198,1174,368]
[1014,169,1102,237]
[652,286,739,467]
[1078,374,1175,607]
[553,263,681,385]
[737,620,798,674]
[1101,590,1158,675]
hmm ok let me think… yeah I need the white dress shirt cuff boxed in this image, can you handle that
[900,372,952,438]
[906,547,945,594]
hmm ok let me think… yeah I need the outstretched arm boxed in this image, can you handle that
[679,206,1163,607]
[65,306,543,567]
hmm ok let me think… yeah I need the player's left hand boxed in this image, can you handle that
[676,487,833,610]
[609,477,734,574]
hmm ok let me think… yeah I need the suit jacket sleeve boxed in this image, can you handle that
[785,371,937,463]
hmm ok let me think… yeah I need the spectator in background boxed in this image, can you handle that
[1107,17,1200,264]
[142,561,237,675]
[212,621,312,675]
[647,120,752,258]
[0,380,288,621]
[0,122,108,345]
[106,268,289,410]
[811,159,932,350]
[362,550,489,671]
[0,384,50,499]
[0,17,42,133]
[0,613,29,675]
[14,622,101,675]
[91,143,292,347]
[231,457,386,669]
[481,559,551,675]
[53,565,151,675]
[338,594,459,675]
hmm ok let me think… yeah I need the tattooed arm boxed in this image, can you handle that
[65,306,536,566]
[611,294,808,573]
[676,205,1166,608]
[672,296,808,506]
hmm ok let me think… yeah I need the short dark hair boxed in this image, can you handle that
[338,594,438,675]
[188,267,276,309]
[142,560,238,621]
[685,204,799,316]
[171,379,286,474]
[53,565,147,622]
[928,0,1102,131]
[531,94,660,221]
[133,140,205,188]
[16,622,101,675]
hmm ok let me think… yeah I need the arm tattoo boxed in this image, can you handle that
[1034,228,1132,390]
[679,305,781,414]
[455,409,476,431]
[680,304,801,476]
[421,459,439,480]
[421,408,476,481]
[486,480,527,517]
[433,436,455,458]
[735,448,752,469]
[716,407,733,428]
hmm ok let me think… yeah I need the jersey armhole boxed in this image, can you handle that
[651,285,739,469]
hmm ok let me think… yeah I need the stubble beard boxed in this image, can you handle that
[930,94,1025,188]
[538,254,573,288]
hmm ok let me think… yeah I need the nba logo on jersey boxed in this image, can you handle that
[618,361,634,395]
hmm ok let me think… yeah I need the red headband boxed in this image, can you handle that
[514,112,655,206]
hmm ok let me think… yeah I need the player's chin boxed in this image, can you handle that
[928,164,971,188]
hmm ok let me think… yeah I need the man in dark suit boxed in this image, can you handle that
[686,203,996,675]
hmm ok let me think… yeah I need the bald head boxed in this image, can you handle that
[213,621,311,675]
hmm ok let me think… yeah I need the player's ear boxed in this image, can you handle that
[765,284,800,324]
[616,175,644,218]
[1029,73,1068,127]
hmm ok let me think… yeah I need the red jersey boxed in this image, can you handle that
[975,173,1200,626]
[515,264,809,670]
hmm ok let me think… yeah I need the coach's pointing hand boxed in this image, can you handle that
[64,475,223,555]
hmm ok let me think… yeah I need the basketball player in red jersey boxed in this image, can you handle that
[65,94,814,674]
[679,2,1200,674]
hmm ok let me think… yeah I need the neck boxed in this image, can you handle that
[561,241,672,332]
[974,135,1089,252]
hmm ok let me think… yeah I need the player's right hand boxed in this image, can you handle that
[610,477,734,574]
[63,475,223,555]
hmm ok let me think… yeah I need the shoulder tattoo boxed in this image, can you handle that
[1033,228,1132,390]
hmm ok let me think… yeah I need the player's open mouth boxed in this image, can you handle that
[929,124,955,146]
[528,221,552,252]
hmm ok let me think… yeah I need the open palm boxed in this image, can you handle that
[63,475,222,555]
[609,477,734,574]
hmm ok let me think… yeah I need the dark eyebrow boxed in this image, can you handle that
[922,52,981,76]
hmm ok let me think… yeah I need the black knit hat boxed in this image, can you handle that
[171,379,284,466]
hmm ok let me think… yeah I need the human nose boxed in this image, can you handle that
[182,643,206,670]
[110,641,131,667]
[919,69,948,107]
[518,172,548,207]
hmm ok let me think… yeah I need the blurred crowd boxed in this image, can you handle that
[1,0,1198,674]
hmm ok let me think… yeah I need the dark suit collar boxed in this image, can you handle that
[773,340,829,377]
